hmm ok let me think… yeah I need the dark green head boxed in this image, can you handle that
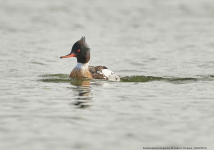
[60,37,91,63]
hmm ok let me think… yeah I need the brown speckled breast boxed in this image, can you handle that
[70,68,93,79]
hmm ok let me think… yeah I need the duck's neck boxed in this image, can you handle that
[77,52,90,63]
[74,62,89,70]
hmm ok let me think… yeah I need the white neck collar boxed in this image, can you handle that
[75,62,89,69]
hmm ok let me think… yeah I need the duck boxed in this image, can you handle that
[60,37,120,81]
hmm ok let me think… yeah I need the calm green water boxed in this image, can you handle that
[1,0,214,149]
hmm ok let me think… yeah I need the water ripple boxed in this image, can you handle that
[39,74,214,84]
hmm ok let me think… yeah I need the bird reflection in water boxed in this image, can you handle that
[69,79,92,109]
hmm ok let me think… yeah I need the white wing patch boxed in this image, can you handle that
[101,69,120,81]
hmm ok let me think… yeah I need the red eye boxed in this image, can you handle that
[77,49,80,52]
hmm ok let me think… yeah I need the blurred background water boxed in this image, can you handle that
[1,0,214,149]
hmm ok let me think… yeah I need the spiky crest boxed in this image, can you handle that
[78,36,89,49]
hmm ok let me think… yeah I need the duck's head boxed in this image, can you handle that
[60,37,90,63]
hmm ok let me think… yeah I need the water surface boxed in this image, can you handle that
[1,0,214,149]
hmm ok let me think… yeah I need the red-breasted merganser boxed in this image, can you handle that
[60,37,120,81]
